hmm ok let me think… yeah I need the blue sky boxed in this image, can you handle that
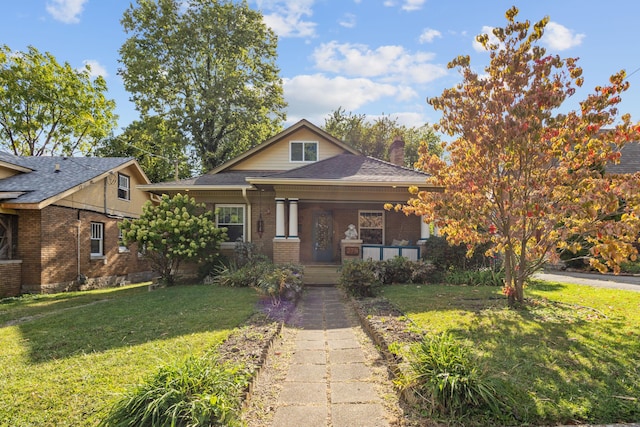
[2,0,639,134]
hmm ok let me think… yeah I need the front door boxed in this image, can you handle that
[312,211,333,262]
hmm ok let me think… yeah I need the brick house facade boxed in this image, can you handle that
[0,154,154,297]
[140,120,441,268]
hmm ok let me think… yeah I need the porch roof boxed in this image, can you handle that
[140,154,436,192]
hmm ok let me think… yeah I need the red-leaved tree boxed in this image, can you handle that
[393,7,640,305]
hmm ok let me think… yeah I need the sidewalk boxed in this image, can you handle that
[242,286,402,427]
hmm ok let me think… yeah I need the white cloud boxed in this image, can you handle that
[401,0,426,11]
[339,13,356,29]
[256,0,316,38]
[312,41,447,85]
[419,28,442,44]
[472,25,501,52]
[81,60,108,78]
[383,0,426,11]
[283,74,403,124]
[46,0,87,24]
[542,21,585,51]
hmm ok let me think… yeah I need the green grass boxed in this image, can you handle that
[0,283,258,426]
[381,281,640,425]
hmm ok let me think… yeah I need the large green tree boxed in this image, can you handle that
[96,116,193,183]
[394,7,640,305]
[0,45,116,156]
[119,0,286,172]
[323,107,442,168]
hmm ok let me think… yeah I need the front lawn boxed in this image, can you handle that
[0,284,258,426]
[380,281,640,425]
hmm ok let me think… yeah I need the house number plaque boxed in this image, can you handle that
[345,246,360,256]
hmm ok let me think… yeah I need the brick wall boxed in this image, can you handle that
[21,205,152,294]
[17,209,42,291]
[0,260,22,298]
[273,239,300,264]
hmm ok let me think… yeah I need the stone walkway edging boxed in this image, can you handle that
[348,296,419,406]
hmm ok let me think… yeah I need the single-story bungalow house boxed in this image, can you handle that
[140,120,441,281]
[0,152,154,297]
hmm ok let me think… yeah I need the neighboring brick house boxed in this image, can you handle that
[0,153,154,297]
[140,120,442,270]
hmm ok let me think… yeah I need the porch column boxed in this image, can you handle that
[288,198,299,239]
[275,198,286,238]
[420,216,431,240]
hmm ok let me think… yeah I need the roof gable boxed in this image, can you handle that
[209,119,359,174]
[0,155,150,208]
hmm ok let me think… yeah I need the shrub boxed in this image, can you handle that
[255,263,304,304]
[406,332,501,417]
[444,268,505,287]
[101,353,250,427]
[422,236,495,272]
[410,261,439,284]
[380,256,414,284]
[120,194,226,285]
[338,260,382,297]
[213,262,272,288]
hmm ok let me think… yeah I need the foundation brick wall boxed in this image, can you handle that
[273,239,300,264]
[0,261,22,298]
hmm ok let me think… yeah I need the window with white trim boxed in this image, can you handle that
[358,210,384,245]
[290,141,318,162]
[217,205,245,243]
[91,222,104,256]
[118,173,130,200]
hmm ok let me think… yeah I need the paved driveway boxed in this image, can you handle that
[534,271,640,292]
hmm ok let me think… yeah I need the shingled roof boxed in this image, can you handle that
[0,153,141,206]
[606,142,640,175]
[247,153,429,185]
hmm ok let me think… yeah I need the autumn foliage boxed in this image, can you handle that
[395,7,640,305]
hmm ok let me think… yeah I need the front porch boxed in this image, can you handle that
[272,199,431,265]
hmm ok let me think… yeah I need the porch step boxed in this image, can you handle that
[303,265,341,285]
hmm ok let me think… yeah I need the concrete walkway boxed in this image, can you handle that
[535,271,640,292]
[246,286,397,427]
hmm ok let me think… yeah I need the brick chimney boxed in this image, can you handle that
[389,136,405,167]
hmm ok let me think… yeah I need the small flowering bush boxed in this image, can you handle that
[120,193,227,285]
[213,261,304,304]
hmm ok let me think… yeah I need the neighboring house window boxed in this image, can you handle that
[118,173,130,200]
[217,205,245,242]
[0,214,18,260]
[118,228,129,253]
[91,222,104,256]
[359,210,384,245]
[290,141,318,162]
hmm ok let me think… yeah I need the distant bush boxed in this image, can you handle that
[213,261,303,303]
[338,260,382,297]
[444,268,505,287]
[422,236,496,272]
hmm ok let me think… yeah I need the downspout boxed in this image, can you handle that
[76,211,82,283]
[104,177,108,214]
[242,188,252,242]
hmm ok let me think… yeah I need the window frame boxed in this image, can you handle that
[216,204,246,245]
[358,210,385,245]
[117,173,130,201]
[90,222,104,257]
[289,141,318,163]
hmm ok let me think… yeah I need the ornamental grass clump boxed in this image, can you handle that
[101,353,250,427]
[406,332,501,417]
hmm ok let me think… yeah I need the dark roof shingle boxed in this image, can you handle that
[0,153,134,204]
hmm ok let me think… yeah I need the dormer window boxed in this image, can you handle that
[290,141,318,162]
[118,173,130,200]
